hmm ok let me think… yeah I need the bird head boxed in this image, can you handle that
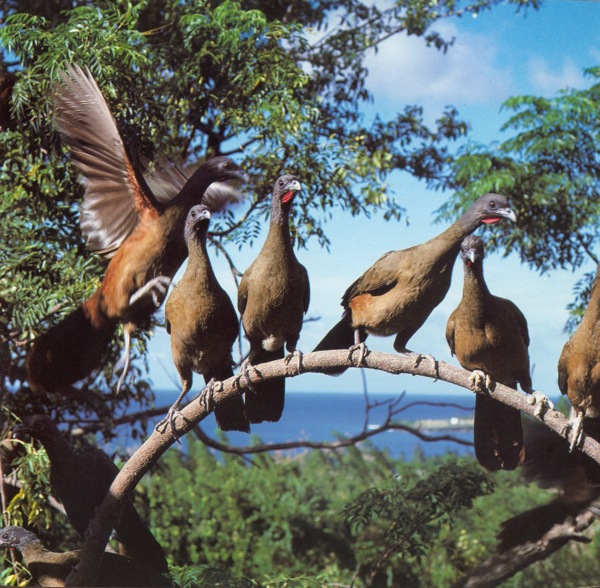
[184,205,211,242]
[472,193,517,225]
[274,174,302,205]
[460,235,485,269]
[12,414,55,443]
[0,526,39,551]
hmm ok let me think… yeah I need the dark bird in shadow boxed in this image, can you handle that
[558,263,600,451]
[0,525,172,587]
[314,193,517,369]
[12,415,169,573]
[26,65,247,394]
[159,205,249,437]
[237,175,309,423]
[446,236,549,471]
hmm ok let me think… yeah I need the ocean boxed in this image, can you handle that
[141,390,481,460]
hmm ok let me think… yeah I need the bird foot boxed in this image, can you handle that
[411,353,439,380]
[527,391,554,418]
[199,378,222,413]
[348,342,368,367]
[563,413,585,453]
[284,349,304,373]
[235,358,258,394]
[155,405,191,444]
[129,275,171,308]
[469,369,492,393]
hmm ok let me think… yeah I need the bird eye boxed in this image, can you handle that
[489,200,497,208]
[278,179,284,186]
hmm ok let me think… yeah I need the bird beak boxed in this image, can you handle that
[198,209,211,222]
[481,206,517,225]
[282,180,302,204]
[467,249,477,264]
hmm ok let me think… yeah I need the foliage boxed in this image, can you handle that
[437,68,600,323]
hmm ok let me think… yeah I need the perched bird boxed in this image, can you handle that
[446,236,538,471]
[0,526,172,587]
[238,175,309,423]
[498,416,600,550]
[558,263,600,451]
[160,205,249,436]
[12,415,169,573]
[26,65,247,394]
[314,193,517,367]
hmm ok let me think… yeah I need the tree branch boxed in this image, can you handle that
[65,348,597,586]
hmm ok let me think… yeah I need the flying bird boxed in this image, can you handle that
[26,65,247,394]
[13,414,169,573]
[314,193,517,368]
[0,526,172,587]
[446,236,547,471]
[558,263,600,451]
[159,205,249,438]
[237,175,309,423]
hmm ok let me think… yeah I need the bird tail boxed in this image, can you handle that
[497,500,571,551]
[474,394,525,471]
[204,367,250,433]
[26,292,116,393]
[313,311,360,376]
[244,347,285,424]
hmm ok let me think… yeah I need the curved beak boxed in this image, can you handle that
[498,206,517,223]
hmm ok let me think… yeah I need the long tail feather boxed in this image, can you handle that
[244,347,285,424]
[27,295,116,393]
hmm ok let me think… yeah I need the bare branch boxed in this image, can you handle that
[65,348,595,586]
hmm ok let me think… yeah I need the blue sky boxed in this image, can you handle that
[147,1,600,404]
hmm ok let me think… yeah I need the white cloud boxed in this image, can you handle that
[527,57,588,94]
[365,21,514,105]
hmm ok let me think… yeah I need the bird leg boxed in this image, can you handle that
[155,382,192,443]
[469,369,493,393]
[526,390,555,418]
[129,275,171,308]
[199,378,222,413]
[284,349,304,373]
[347,328,369,367]
[113,328,132,394]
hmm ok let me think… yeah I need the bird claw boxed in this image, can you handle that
[129,275,171,308]
[469,369,492,393]
[412,353,439,380]
[348,342,368,367]
[563,413,585,453]
[113,329,131,394]
[236,358,258,394]
[155,405,191,444]
[200,378,221,412]
[284,349,304,373]
[527,391,554,418]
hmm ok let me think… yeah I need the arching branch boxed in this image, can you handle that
[65,348,597,586]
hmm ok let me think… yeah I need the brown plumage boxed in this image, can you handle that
[446,236,533,471]
[238,175,309,423]
[162,205,249,434]
[497,416,600,550]
[12,415,168,573]
[558,263,600,450]
[315,193,517,365]
[26,66,247,393]
[0,526,172,587]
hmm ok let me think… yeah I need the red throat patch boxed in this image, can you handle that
[482,217,500,224]
[282,191,295,204]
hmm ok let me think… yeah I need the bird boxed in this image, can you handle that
[446,236,543,471]
[497,415,600,550]
[314,193,517,369]
[158,205,249,437]
[558,262,600,451]
[26,65,247,394]
[0,525,172,587]
[237,175,309,423]
[12,415,169,573]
